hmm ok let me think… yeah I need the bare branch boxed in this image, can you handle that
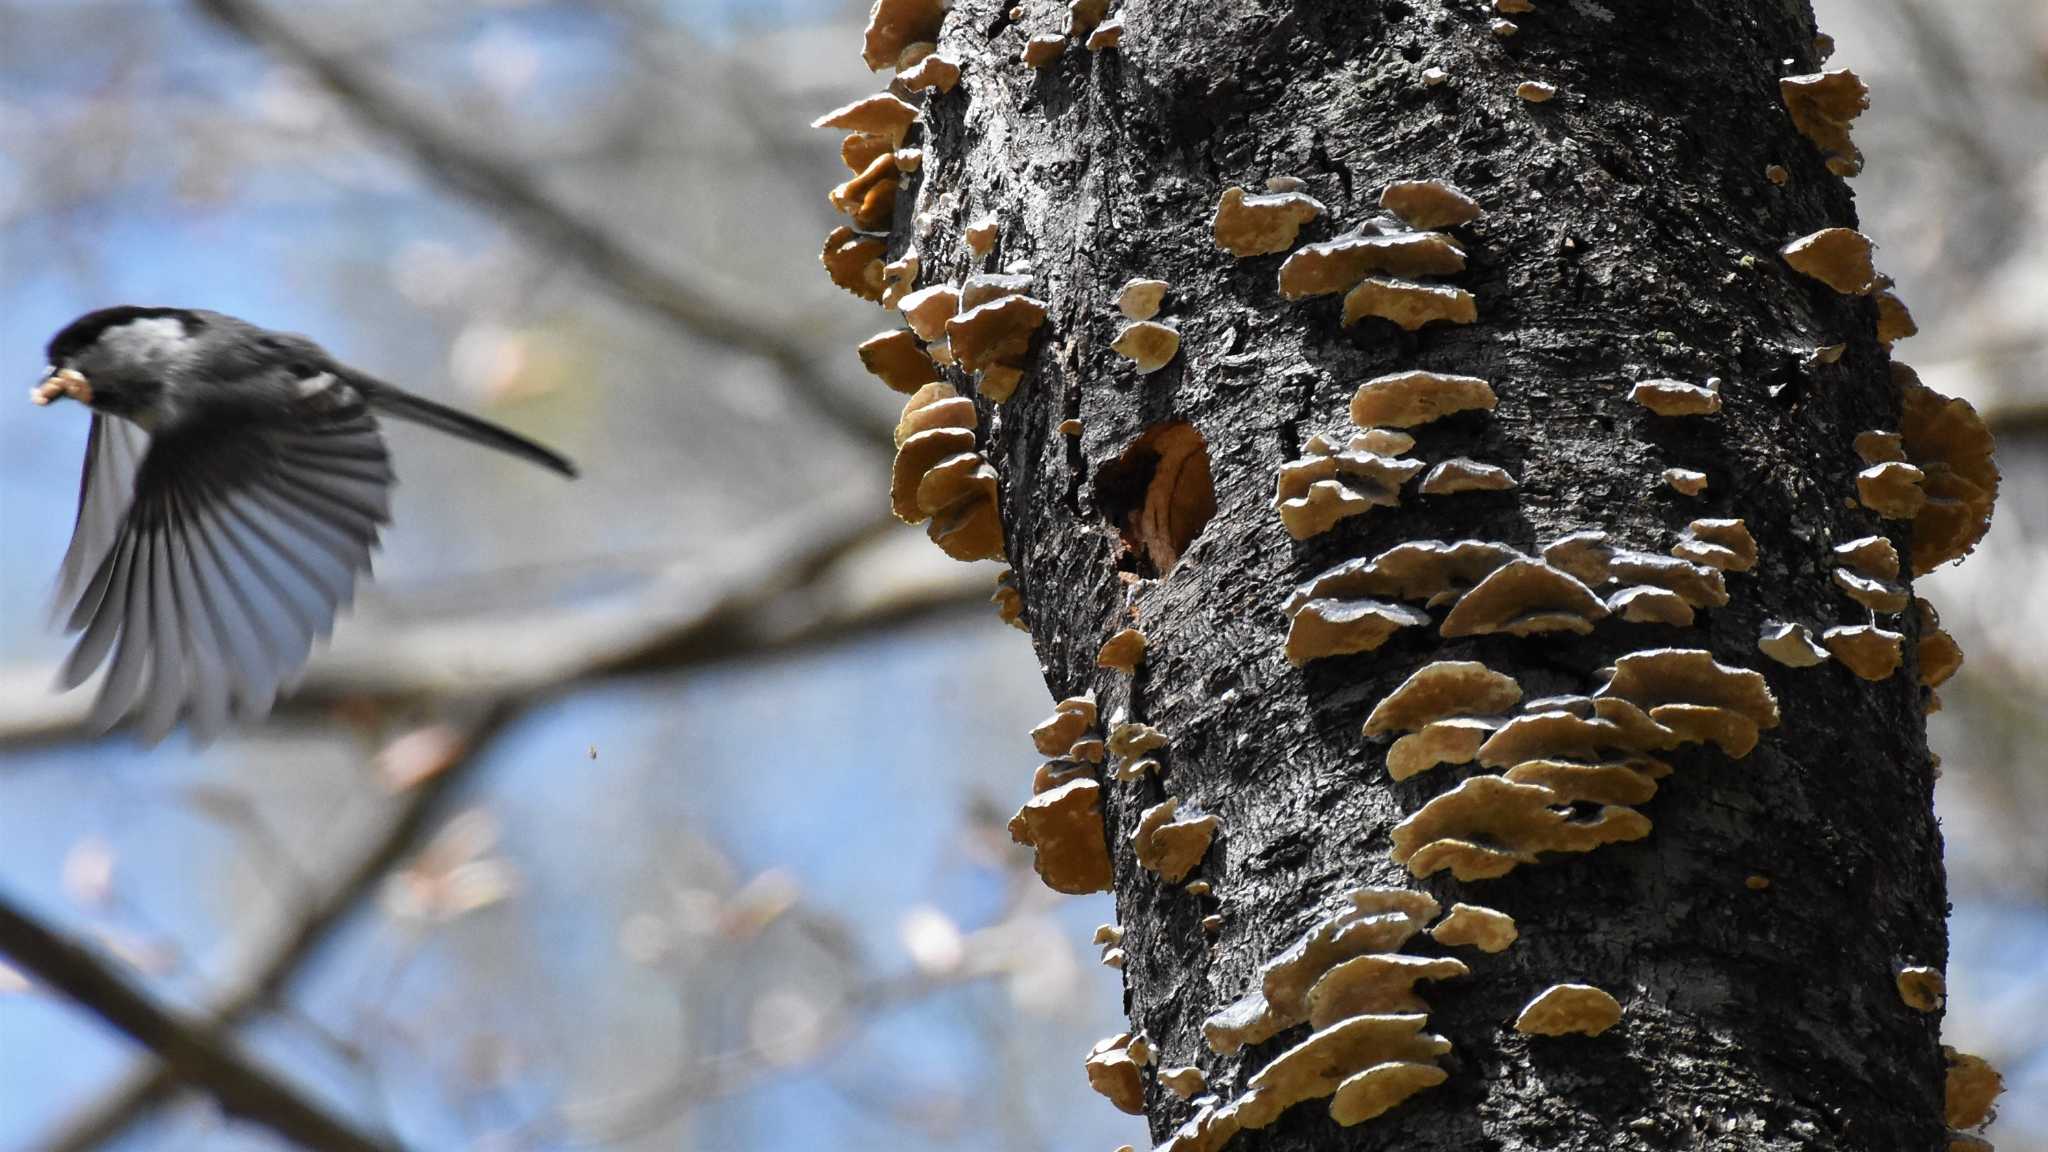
[189,0,893,444]
[0,891,404,1152]
[36,706,518,1152]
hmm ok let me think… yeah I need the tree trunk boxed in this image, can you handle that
[844,0,1976,1148]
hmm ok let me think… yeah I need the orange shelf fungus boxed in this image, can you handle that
[1293,540,1525,611]
[890,388,1004,560]
[1030,694,1098,757]
[1160,1065,1208,1100]
[1629,377,1722,417]
[1380,180,1482,229]
[1234,1014,1451,1130]
[899,51,962,93]
[861,0,950,72]
[1595,648,1780,757]
[1917,599,1964,689]
[892,384,972,445]
[1278,231,1467,299]
[1098,627,1147,673]
[1420,459,1517,495]
[1306,954,1469,1025]
[1823,625,1904,680]
[1857,460,1929,519]
[1504,760,1660,806]
[992,569,1027,629]
[1132,798,1218,883]
[1854,429,1906,464]
[1008,778,1112,894]
[1672,518,1757,573]
[1065,0,1109,37]
[830,152,901,231]
[859,329,940,394]
[1386,718,1500,780]
[812,92,921,144]
[1111,321,1181,374]
[1515,984,1623,1037]
[896,284,960,341]
[1896,965,1945,1012]
[1440,560,1610,638]
[1780,69,1869,176]
[1272,438,1425,540]
[1833,570,1907,615]
[1364,661,1523,738]
[1350,370,1496,429]
[1284,598,1431,666]
[1430,903,1519,953]
[1517,80,1558,103]
[1899,367,1999,571]
[1213,186,1326,258]
[1116,278,1169,320]
[964,216,1000,257]
[822,227,889,302]
[1085,16,1124,50]
[1342,279,1477,330]
[1663,468,1709,496]
[1782,227,1878,295]
[1084,1033,1148,1115]
[1391,776,1651,880]
[1877,290,1917,347]
[1758,621,1831,668]
[1945,1047,2005,1130]
[1329,1062,1449,1125]
[1605,585,1693,627]
[1021,32,1067,67]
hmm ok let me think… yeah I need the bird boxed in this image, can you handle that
[30,306,578,744]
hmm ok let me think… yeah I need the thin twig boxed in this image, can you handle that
[0,891,404,1152]
[189,0,893,443]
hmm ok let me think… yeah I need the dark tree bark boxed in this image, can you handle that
[838,1,1975,1148]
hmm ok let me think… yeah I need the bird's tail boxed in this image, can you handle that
[354,377,578,478]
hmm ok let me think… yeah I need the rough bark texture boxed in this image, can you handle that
[899,2,1946,1148]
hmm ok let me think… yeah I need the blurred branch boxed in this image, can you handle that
[0,891,403,1152]
[36,706,518,1152]
[189,0,893,444]
[0,485,994,748]
[1985,397,2048,436]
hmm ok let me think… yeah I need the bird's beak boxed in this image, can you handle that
[30,367,91,407]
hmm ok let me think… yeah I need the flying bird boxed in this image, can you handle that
[31,306,577,744]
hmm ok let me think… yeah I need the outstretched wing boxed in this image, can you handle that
[58,388,394,743]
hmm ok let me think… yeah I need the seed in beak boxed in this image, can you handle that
[31,368,91,407]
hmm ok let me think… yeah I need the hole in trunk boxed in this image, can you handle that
[1094,421,1218,576]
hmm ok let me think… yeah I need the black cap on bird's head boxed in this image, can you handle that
[32,306,199,414]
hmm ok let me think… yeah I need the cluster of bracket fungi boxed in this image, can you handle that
[818,2,2005,1146]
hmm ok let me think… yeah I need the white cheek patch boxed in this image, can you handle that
[294,371,338,398]
[101,316,193,363]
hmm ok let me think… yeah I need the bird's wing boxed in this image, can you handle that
[58,389,394,744]
[55,415,151,618]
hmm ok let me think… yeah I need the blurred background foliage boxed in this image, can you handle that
[0,1,2041,1149]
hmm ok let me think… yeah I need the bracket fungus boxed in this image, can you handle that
[822,227,889,302]
[1212,186,1326,258]
[1306,954,1469,1025]
[896,284,960,341]
[1108,716,1168,777]
[1896,965,1945,1012]
[1116,278,1169,320]
[1350,370,1496,429]
[1629,377,1722,417]
[1419,458,1518,495]
[1517,80,1558,103]
[1381,180,1482,229]
[1899,369,1999,571]
[812,92,920,145]
[892,385,973,446]
[946,292,1047,386]
[1430,903,1518,952]
[1663,468,1709,496]
[1918,599,1964,689]
[1364,661,1524,738]
[829,152,901,231]
[1285,599,1432,666]
[1085,16,1123,50]
[1672,518,1757,572]
[1944,1047,2005,1130]
[899,50,961,93]
[1272,438,1425,539]
[1008,778,1111,894]
[1098,627,1147,673]
[1877,290,1918,346]
[1330,1061,1449,1126]
[890,391,1004,561]
[1132,798,1218,883]
[1342,278,1477,330]
[1504,760,1660,806]
[1392,775,1652,880]
[1440,560,1610,638]
[1595,648,1781,757]
[1514,984,1623,1037]
[1782,227,1878,295]
[1386,717,1500,780]
[1781,69,1869,176]
[1759,621,1831,668]
[1235,1014,1451,1130]
[1160,1066,1208,1100]
[1111,321,1181,374]
[964,216,999,257]
[1021,32,1067,67]
[1085,1033,1147,1115]
[1606,586,1694,627]
[1277,231,1467,299]
[859,329,940,393]
[1292,539,1525,611]
[993,568,1027,629]
[1065,0,1109,37]
[861,0,950,71]
[1823,624,1904,680]
[1031,694,1098,757]
[1834,569,1907,614]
